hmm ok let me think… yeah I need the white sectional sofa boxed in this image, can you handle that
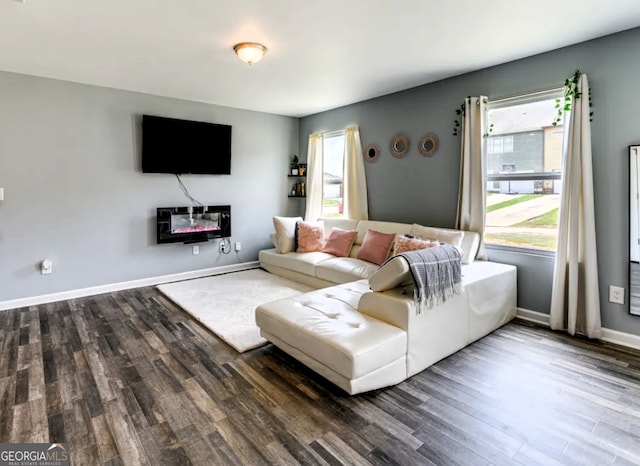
[256,218,517,395]
[259,218,481,288]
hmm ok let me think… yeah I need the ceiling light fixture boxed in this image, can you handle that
[233,42,267,65]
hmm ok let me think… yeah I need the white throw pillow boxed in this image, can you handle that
[273,216,303,253]
[410,224,464,249]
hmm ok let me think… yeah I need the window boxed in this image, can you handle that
[485,90,565,252]
[322,132,345,217]
[487,135,514,154]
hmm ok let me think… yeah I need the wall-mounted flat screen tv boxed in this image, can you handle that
[142,115,232,174]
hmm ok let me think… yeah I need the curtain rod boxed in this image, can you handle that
[489,85,564,106]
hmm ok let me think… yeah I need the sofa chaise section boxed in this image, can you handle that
[255,280,408,394]
[256,260,516,394]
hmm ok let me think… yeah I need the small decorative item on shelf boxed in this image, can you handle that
[298,163,307,176]
[293,182,305,197]
[290,154,299,175]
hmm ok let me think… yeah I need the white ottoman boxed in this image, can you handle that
[255,280,408,394]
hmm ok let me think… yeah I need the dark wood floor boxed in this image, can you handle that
[1,288,640,465]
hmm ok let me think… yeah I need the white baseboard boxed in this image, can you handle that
[0,261,260,311]
[515,307,550,326]
[601,328,640,351]
[516,307,640,352]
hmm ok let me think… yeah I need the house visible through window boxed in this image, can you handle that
[322,132,345,217]
[487,135,514,154]
[485,90,565,252]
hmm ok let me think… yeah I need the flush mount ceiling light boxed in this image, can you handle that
[233,42,267,65]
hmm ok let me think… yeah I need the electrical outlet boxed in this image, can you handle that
[192,245,199,255]
[41,259,52,275]
[235,241,242,252]
[609,285,625,304]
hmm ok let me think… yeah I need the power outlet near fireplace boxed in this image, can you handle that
[219,240,231,254]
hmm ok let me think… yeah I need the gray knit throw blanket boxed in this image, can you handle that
[395,244,462,313]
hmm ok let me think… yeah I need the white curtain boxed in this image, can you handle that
[304,132,324,222]
[342,125,369,220]
[456,96,488,260]
[550,73,601,338]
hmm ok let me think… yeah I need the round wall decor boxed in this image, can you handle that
[363,143,381,163]
[390,133,410,158]
[418,133,439,157]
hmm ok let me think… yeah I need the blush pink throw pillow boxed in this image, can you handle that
[356,229,396,265]
[296,221,324,252]
[394,235,438,254]
[322,228,358,257]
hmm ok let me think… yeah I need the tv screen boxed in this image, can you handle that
[142,115,232,174]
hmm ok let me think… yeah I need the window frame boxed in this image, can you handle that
[484,87,566,256]
[321,130,346,218]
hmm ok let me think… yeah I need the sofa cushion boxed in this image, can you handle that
[315,257,379,284]
[322,228,358,257]
[458,231,480,264]
[273,216,302,253]
[410,224,464,248]
[259,248,334,276]
[410,224,479,264]
[318,218,359,232]
[394,235,438,254]
[296,221,324,253]
[255,281,407,380]
[368,256,412,292]
[354,221,413,247]
[356,229,396,265]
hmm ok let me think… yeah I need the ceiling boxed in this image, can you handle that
[1,1,640,118]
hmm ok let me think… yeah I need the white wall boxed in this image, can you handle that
[0,71,298,301]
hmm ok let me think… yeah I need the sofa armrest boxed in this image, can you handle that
[357,290,413,331]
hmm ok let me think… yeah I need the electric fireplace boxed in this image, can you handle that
[156,205,231,244]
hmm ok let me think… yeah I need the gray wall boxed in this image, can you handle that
[0,71,298,301]
[300,27,640,336]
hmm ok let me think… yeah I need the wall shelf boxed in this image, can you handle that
[289,172,306,198]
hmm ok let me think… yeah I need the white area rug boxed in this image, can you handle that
[157,268,313,352]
